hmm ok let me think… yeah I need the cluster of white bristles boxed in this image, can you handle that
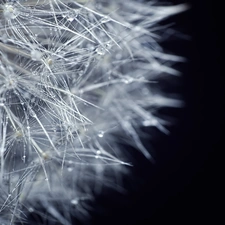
[0,0,186,224]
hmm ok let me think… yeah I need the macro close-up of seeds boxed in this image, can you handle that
[0,0,189,224]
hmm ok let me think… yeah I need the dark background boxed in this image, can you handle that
[91,0,223,224]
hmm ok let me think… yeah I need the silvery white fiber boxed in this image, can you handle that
[0,0,187,224]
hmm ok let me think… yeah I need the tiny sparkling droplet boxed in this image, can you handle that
[98,131,104,138]
[96,47,105,56]
[71,199,79,205]
[68,167,73,172]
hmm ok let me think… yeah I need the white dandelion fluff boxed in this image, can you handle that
[0,0,187,224]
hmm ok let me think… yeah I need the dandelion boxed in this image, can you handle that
[0,0,187,224]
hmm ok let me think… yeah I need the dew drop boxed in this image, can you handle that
[67,167,73,172]
[96,47,105,56]
[123,76,134,84]
[96,150,101,155]
[67,11,77,22]
[97,131,104,138]
[31,50,43,61]
[102,16,110,23]
[3,4,19,20]
[71,199,79,205]
[29,108,36,117]
[28,207,34,212]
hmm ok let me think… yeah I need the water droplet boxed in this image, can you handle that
[105,41,112,49]
[67,167,73,172]
[31,50,43,61]
[102,16,110,23]
[123,76,134,84]
[71,199,79,205]
[28,207,34,212]
[67,11,77,22]
[3,4,19,20]
[96,150,101,155]
[96,47,105,56]
[29,108,36,117]
[98,131,104,138]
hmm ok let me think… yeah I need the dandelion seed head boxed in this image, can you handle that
[0,0,187,223]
